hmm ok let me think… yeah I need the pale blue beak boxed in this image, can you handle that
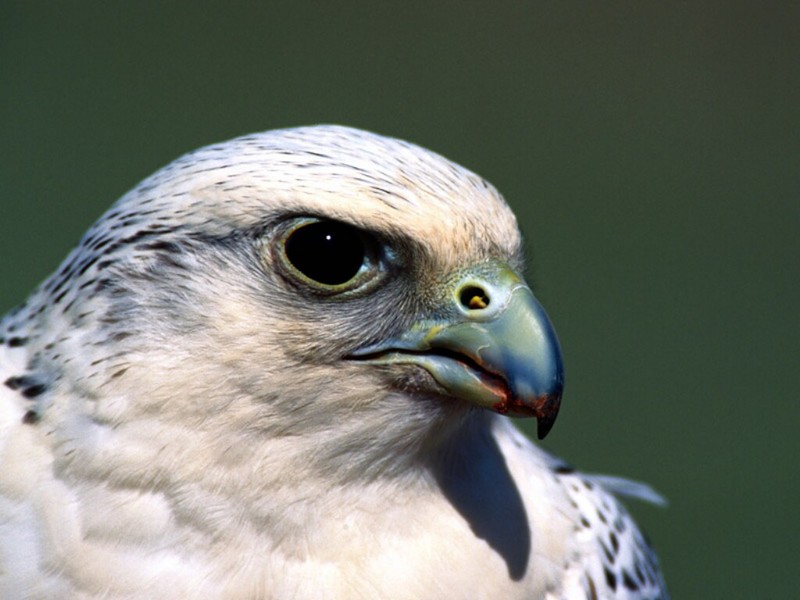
[351,262,564,439]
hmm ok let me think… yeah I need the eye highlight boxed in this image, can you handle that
[276,218,385,293]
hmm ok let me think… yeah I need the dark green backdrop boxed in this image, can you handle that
[2,3,797,597]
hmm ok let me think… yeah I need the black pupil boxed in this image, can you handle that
[285,221,366,285]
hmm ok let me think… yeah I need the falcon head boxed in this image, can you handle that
[21,125,563,482]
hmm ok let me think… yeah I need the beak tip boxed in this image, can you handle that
[535,391,562,439]
[536,411,557,440]
[492,384,562,439]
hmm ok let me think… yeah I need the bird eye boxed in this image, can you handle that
[280,219,370,289]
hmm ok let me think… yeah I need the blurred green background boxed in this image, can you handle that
[1,2,797,597]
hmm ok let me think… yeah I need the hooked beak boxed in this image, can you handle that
[350,263,564,439]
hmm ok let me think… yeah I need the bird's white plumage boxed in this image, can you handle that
[0,126,667,599]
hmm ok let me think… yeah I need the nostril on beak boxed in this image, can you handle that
[459,285,490,311]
